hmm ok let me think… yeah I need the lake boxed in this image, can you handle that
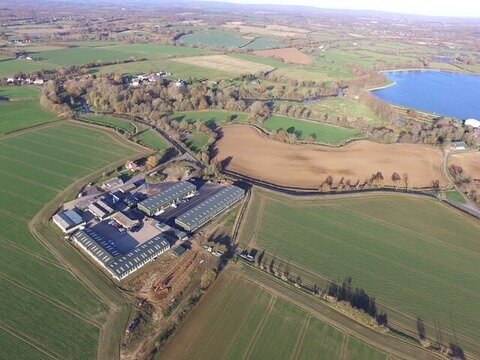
[373,70,480,120]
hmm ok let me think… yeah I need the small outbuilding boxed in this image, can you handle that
[53,209,86,234]
[452,141,467,151]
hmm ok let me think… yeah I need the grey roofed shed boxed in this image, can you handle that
[175,185,244,231]
[137,182,196,216]
[107,234,170,279]
[72,228,119,265]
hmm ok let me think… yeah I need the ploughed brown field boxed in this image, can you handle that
[450,152,480,179]
[253,47,314,65]
[214,125,448,189]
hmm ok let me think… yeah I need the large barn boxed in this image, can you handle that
[137,181,196,216]
[72,228,170,281]
[175,185,245,231]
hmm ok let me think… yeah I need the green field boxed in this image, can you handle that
[133,129,169,151]
[183,131,210,153]
[446,189,468,204]
[0,44,213,77]
[170,110,248,128]
[78,114,136,135]
[0,122,141,358]
[178,31,249,48]
[306,97,385,126]
[263,115,358,144]
[239,190,480,356]
[0,86,57,134]
[244,37,283,50]
[159,268,387,360]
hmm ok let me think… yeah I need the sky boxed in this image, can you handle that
[200,0,480,18]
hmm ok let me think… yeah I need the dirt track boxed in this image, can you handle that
[253,47,314,65]
[450,152,480,179]
[214,125,448,189]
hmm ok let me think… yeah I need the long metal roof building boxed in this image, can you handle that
[107,234,170,280]
[137,182,196,216]
[72,228,120,266]
[175,185,244,231]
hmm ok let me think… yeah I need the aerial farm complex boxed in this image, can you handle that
[53,179,245,281]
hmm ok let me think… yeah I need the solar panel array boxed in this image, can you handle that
[138,182,196,215]
[175,185,244,231]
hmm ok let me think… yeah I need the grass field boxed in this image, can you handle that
[445,189,467,204]
[0,122,142,359]
[0,44,213,77]
[183,131,210,153]
[170,110,248,128]
[0,86,57,135]
[244,37,283,50]
[78,114,136,135]
[159,267,387,360]
[178,31,249,48]
[133,129,169,151]
[306,97,385,126]
[238,189,480,356]
[263,115,358,144]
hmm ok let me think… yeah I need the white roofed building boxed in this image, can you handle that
[465,119,480,129]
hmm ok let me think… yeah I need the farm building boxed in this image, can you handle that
[52,209,86,234]
[138,182,196,216]
[72,228,170,281]
[452,141,467,150]
[175,185,245,231]
[111,212,139,230]
[87,200,114,220]
[101,177,124,190]
[107,234,170,280]
[72,228,121,267]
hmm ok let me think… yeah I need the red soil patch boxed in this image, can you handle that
[253,47,314,65]
[214,125,448,189]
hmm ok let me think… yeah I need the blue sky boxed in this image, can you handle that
[201,0,480,17]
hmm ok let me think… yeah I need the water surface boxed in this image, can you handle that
[373,71,480,120]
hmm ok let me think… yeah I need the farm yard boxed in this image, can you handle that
[159,267,390,360]
[214,125,447,189]
[253,47,314,65]
[0,86,57,135]
[238,189,480,357]
[0,121,144,359]
[262,115,359,144]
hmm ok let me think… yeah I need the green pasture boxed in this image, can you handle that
[0,122,139,358]
[178,31,249,48]
[239,190,480,356]
[263,115,358,144]
[306,97,385,126]
[159,269,385,360]
[0,86,57,135]
[170,110,248,128]
[78,114,136,135]
[244,37,283,50]
[133,129,169,151]
[183,130,210,153]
